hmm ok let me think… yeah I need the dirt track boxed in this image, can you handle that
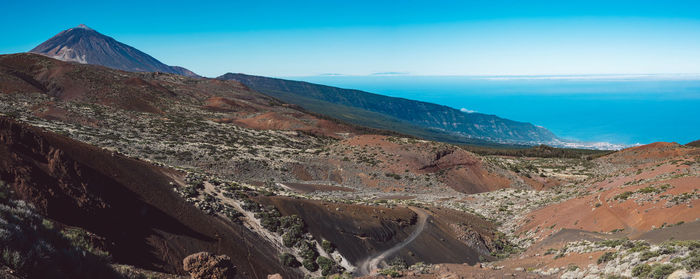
[356,206,429,276]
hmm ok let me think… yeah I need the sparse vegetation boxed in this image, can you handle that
[316,256,339,276]
[648,263,677,279]
[614,191,633,201]
[280,252,301,267]
[632,263,652,277]
[322,239,335,254]
[0,192,121,278]
[598,251,617,264]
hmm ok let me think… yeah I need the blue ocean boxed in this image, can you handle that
[292,76,700,146]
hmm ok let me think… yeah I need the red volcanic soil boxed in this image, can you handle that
[337,135,513,193]
[235,111,311,130]
[203,96,259,113]
[600,142,689,164]
[233,111,356,138]
[519,142,700,242]
[0,53,167,113]
[0,117,300,278]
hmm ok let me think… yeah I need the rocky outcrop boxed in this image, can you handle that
[183,252,235,279]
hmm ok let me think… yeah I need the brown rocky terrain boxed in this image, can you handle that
[0,116,299,278]
[0,52,697,278]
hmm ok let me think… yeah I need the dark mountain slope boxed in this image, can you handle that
[218,73,558,145]
[0,116,300,278]
[30,24,198,77]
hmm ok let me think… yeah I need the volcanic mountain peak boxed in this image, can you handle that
[74,24,93,30]
[29,25,199,77]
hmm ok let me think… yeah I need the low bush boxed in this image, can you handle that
[388,257,408,269]
[648,263,676,279]
[298,241,318,262]
[599,239,626,247]
[685,250,700,271]
[378,268,401,277]
[614,191,633,201]
[279,253,300,268]
[302,258,318,272]
[640,250,660,261]
[316,256,339,276]
[322,240,335,254]
[282,226,303,248]
[632,264,651,277]
[597,252,617,264]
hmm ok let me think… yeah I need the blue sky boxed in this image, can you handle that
[2,0,700,77]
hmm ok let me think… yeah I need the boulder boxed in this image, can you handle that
[183,252,235,279]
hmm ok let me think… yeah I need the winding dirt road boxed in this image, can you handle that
[356,206,429,276]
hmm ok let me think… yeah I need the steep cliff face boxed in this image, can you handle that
[0,117,299,278]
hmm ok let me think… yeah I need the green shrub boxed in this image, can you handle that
[316,256,338,276]
[279,215,304,231]
[683,250,699,271]
[632,264,651,277]
[282,227,303,247]
[378,268,401,277]
[256,211,281,232]
[658,244,676,255]
[668,240,700,250]
[637,186,658,194]
[490,232,521,259]
[627,241,651,253]
[614,191,633,200]
[597,252,617,264]
[599,239,626,247]
[298,241,318,262]
[648,263,676,279]
[279,253,300,267]
[302,258,318,272]
[61,227,110,258]
[388,257,408,269]
[640,250,660,261]
[322,240,335,254]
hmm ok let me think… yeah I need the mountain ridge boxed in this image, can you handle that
[30,24,199,77]
[218,72,560,146]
